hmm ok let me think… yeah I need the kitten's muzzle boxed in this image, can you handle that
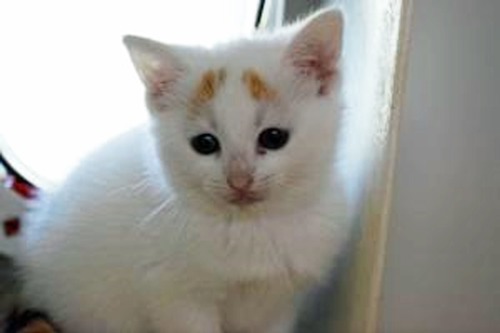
[226,174,264,205]
[223,157,263,205]
[227,173,254,192]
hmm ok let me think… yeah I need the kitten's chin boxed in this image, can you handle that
[202,190,269,211]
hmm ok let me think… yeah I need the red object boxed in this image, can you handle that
[10,179,37,199]
[0,160,37,238]
[4,217,21,237]
[1,160,38,199]
[11,180,37,199]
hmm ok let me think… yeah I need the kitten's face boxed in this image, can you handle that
[162,68,337,209]
[125,9,343,212]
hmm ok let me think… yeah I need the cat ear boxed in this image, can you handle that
[123,35,184,96]
[284,9,343,96]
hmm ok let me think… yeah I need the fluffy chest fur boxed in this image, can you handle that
[140,194,346,285]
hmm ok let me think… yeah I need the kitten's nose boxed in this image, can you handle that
[227,173,254,191]
[226,156,254,192]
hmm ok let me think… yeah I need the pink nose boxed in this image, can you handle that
[227,174,254,191]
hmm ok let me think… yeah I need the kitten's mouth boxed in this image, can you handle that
[226,191,264,206]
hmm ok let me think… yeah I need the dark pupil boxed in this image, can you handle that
[191,133,220,155]
[258,128,289,150]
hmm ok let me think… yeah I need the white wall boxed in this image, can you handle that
[380,1,500,332]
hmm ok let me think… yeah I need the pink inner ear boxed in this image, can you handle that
[147,64,183,98]
[150,76,175,97]
[291,43,338,96]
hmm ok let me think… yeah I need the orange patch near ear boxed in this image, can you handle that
[193,69,226,105]
[242,69,277,101]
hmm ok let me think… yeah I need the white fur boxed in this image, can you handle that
[19,9,350,333]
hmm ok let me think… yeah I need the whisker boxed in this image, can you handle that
[138,197,171,226]
[105,177,151,197]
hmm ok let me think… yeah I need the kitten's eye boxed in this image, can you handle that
[190,133,220,155]
[258,128,289,151]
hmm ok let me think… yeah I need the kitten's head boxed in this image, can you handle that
[124,9,343,214]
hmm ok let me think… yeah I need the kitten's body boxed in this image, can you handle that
[20,9,349,333]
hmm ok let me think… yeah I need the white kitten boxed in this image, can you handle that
[19,8,349,333]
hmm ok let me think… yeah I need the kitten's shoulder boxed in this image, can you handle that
[28,125,167,232]
[22,125,168,244]
[58,125,160,194]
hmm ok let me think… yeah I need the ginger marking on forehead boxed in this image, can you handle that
[242,69,277,101]
[192,69,226,106]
